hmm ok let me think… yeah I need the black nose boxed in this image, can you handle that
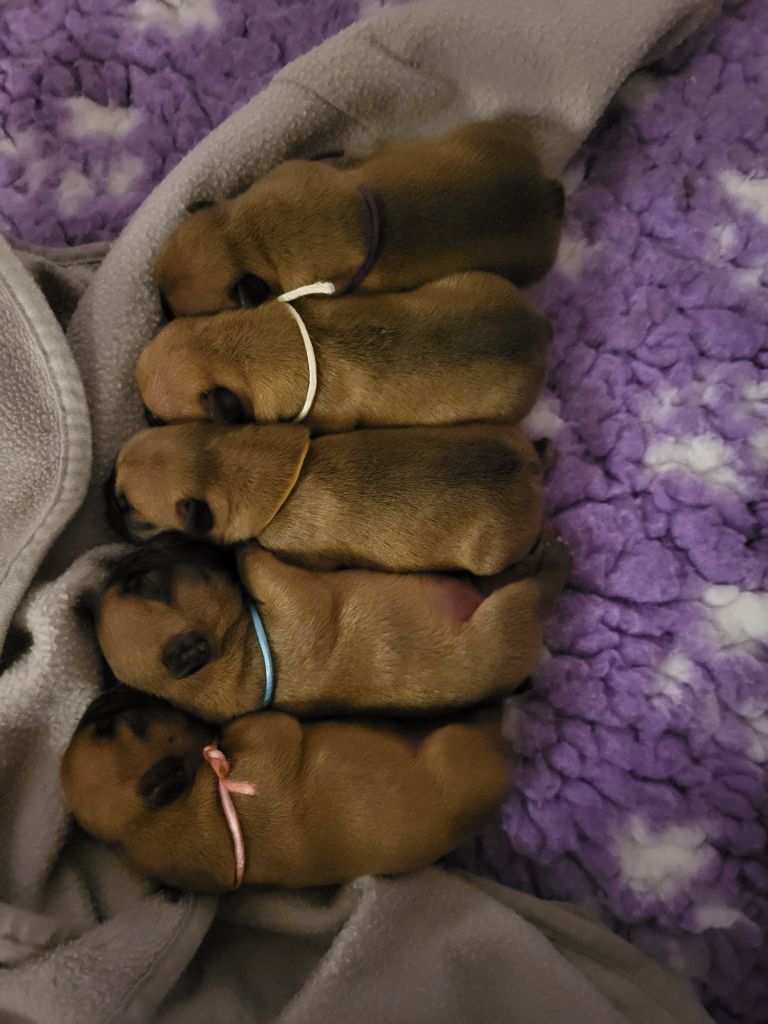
[176,497,213,538]
[202,387,246,424]
[139,755,191,809]
[162,631,211,678]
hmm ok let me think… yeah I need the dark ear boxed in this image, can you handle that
[139,755,191,808]
[176,498,213,537]
[230,274,270,308]
[203,387,245,424]
[161,631,211,678]
[121,566,171,603]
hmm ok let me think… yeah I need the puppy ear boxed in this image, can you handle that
[176,498,213,537]
[121,567,170,603]
[203,387,245,424]
[162,631,211,678]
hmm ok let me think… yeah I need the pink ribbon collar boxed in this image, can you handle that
[203,741,257,889]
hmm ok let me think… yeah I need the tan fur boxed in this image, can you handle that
[94,534,571,722]
[154,120,564,315]
[111,422,546,573]
[138,272,552,433]
[61,700,510,891]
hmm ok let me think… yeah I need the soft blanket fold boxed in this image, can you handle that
[0,0,725,1021]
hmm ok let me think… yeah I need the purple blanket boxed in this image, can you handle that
[1,2,765,1022]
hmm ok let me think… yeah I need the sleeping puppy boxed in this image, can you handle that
[106,422,549,574]
[138,272,552,433]
[91,531,571,722]
[60,688,510,891]
[154,119,565,316]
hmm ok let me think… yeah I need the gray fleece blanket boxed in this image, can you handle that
[0,0,720,1021]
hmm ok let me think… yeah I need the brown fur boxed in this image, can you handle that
[60,692,510,891]
[153,120,564,315]
[108,422,547,574]
[93,532,571,722]
[139,272,552,433]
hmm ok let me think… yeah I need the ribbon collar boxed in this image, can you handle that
[306,150,382,293]
[203,741,257,889]
[247,600,275,707]
[276,186,382,423]
[340,187,382,295]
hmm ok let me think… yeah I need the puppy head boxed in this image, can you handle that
[106,422,310,544]
[60,686,212,843]
[94,535,249,720]
[138,306,302,428]
[153,160,355,317]
[138,318,253,427]
[154,204,276,317]
[106,424,219,543]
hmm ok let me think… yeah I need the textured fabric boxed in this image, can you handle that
[0,235,92,642]
[0,0,745,1021]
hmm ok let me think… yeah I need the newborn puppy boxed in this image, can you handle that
[107,422,548,574]
[92,531,571,722]
[154,119,564,315]
[61,689,510,890]
[139,272,552,433]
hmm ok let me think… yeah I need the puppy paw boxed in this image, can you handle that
[538,535,572,580]
[533,437,557,471]
[535,536,572,617]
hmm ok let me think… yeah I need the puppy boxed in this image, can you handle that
[60,688,510,891]
[107,422,549,574]
[91,531,570,722]
[139,272,552,433]
[154,120,564,316]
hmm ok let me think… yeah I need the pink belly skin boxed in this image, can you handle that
[419,575,485,623]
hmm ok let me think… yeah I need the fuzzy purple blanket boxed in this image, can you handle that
[1,2,765,1022]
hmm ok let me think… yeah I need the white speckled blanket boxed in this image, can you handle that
[2,0,752,1020]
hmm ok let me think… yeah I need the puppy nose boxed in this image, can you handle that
[139,755,191,809]
[162,631,211,678]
